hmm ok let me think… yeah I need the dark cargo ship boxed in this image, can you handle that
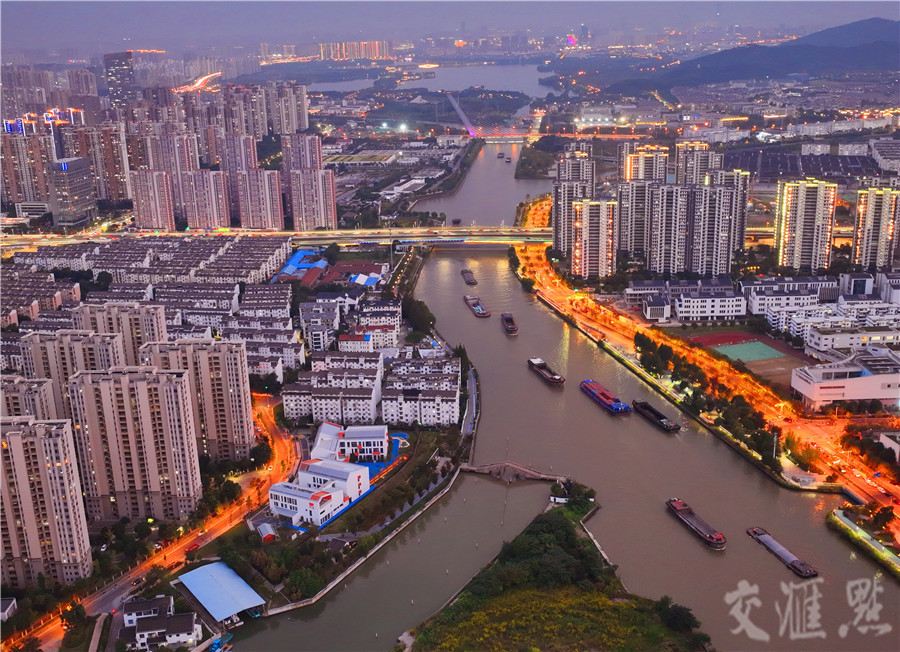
[501,313,518,335]
[527,358,564,384]
[580,380,631,414]
[463,295,490,318]
[632,400,681,432]
[461,269,477,285]
[747,527,817,578]
[666,499,726,549]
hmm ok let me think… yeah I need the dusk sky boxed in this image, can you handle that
[2,1,898,57]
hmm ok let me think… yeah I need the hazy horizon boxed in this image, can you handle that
[2,1,898,59]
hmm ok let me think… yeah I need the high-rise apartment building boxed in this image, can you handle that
[318,41,394,60]
[676,146,723,185]
[282,133,322,170]
[615,180,653,259]
[49,157,97,230]
[140,339,255,461]
[265,82,309,135]
[181,169,229,230]
[688,185,739,277]
[551,148,595,258]
[217,132,257,219]
[647,184,692,274]
[775,178,837,271]
[0,131,55,203]
[130,170,175,231]
[237,169,284,230]
[72,302,168,366]
[161,131,200,218]
[61,123,132,202]
[1,417,92,588]
[66,68,99,97]
[707,169,751,261]
[104,51,136,110]
[1,375,60,420]
[68,367,202,521]
[853,186,898,270]
[289,169,337,231]
[572,199,617,279]
[618,143,668,181]
[20,329,126,418]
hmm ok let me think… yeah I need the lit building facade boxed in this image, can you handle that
[775,178,837,271]
[572,198,617,279]
[130,170,175,231]
[853,186,898,270]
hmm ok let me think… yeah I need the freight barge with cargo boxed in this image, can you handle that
[528,358,564,384]
[464,295,490,318]
[666,498,726,549]
[747,527,817,578]
[632,400,681,432]
[580,380,631,414]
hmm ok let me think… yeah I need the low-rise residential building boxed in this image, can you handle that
[673,291,747,322]
[747,288,819,315]
[310,386,378,424]
[381,388,460,426]
[310,351,382,371]
[791,347,900,411]
[805,326,900,355]
[337,334,374,352]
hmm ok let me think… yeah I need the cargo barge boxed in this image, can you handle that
[747,527,817,578]
[580,380,631,414]
[501,313,518,335]
[461,269,477,285]
[666,499,726,549]
[528,358,564,384]
[632,400,681,432]
[463,295,490,317]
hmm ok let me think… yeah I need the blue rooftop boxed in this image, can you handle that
[179,562,265,622]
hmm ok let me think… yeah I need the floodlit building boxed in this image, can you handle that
[572,198,616,279]
[853,186,898,270]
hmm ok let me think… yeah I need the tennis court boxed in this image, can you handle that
[713,340,786,363]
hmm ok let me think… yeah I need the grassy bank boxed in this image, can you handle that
[410,501,709,651]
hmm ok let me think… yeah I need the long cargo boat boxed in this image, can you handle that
[501,313,518,335]
[527,358,564,384]
[461,269,477,285]
[632,400,681,432]
[463,295,490,318]
[666,499,726,549]
[580,380,631,414]
[747,527,817,578]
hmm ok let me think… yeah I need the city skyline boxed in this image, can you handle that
[2,1,898,55]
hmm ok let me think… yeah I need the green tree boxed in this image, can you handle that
[323,243,340,265]
[134,521,152,539]
[60,602,87,631]
[872,506,896,530]
[11,637,43,652]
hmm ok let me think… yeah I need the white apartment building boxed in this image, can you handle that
[337,334,374,353]
[68,367,203,521]
[674,291,747,322]
[791,347,900,411]
[805,326,900,354]
[0,417,93,589]
[310,351,383,371]
[381,388,460,427]
[310,387,378,425]
[854,186,898,270]
[774,178,836,271]
[747,288,819,315]
[572,198,617,279]
[352,324,399,348]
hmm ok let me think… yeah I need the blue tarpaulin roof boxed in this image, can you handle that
[179,562,265,622]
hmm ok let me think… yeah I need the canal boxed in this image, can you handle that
[413,141,552,227]
[239,250,897,651]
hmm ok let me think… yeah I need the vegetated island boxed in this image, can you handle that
[408,486,711,651]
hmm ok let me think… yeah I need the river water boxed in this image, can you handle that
[239,249,897,651]
[310,64,554,98]
[413,142,552,226]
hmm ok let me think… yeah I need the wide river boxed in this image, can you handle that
[238,121,896,650]
[238,250,898,651]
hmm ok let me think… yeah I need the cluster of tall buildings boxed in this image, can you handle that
[553,140,750,279]
[1,55,335,233]
[1,301,257,589]
[317,40,394,61]
[554,140,898,280]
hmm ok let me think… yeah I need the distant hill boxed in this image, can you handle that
[785,17,899,48]
[605,18,899,95]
